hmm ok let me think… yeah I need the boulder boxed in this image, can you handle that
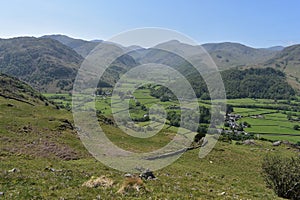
[8,168,18,173]
[272,141,281,146]
[243,139,256,145]
[139,169,156,180]
[124,173,133,177]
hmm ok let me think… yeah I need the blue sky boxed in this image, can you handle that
[1,0,299,47]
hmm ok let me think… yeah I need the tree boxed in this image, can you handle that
[224,122,230,127]
[262,155,300,199]
[242,121,251,128]
[226,104,234,115]
[287,113,292,120]
[293,125,300,130]
[194,132,205,143]
[160,95,169,102]
[197,125,208,134]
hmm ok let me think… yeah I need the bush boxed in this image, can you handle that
[262,155,300,199]
[293,125,300,130]
[194,132,206,143]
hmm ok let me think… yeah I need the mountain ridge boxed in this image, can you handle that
[0,37,83,92]
[1,34,300,94]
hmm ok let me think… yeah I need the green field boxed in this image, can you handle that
[0,87,299,199]
[44,91,300,144]
[228,99,300,143]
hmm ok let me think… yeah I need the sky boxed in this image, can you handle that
[1,0,300,48]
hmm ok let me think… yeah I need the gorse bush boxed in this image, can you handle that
[262,155,300,200]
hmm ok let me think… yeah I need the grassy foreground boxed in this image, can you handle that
[2,140,298,199]
[0,95,298,199]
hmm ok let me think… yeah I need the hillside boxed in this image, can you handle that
[222,67,295,99]
[0,73,46,105]
[0,37,140,92]
[202,42,279,70]
[127,41,294,99]
[0,74,89,160]
[0,87,297,199]
[44,35,280,71]
[0,37,83,92]
[129,40,281,73]
[262,44,300,91]
[150,67,295,100]
[0,68,299,199]
[42,35,101,57]
[0,36,297,98]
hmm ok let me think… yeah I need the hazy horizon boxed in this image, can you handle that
[1,0,299,48]
[0,33,292,49]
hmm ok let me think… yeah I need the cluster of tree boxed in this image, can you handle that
[150,68,295,100]
[220,131,255,142]
[167,107,210,126]
[222,68,295,99]
[97,80,112,88]
[166,106,211,131]
[129,101,149,122]
[293,125,300,130]
[150,86,176,102]
[131,116,150,122]
[287,112,300,121]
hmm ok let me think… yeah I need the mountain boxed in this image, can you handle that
[265,46,285,51]
[129,40,280,71]
[0,37,83,92]
[101,54,140,86]
[0,35,296,96]
[202,42,279,69]
[128,40,294,99]
[0,36,140,92]
[42,35,101,57]
[46,35,280,70]
[262,44,300,90]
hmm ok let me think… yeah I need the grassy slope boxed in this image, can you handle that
[2,126,296,199]
[242,44,300,92]
[202,42,278,70]
[1,88,297,199]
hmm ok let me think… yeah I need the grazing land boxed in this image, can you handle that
[45,90,300,144]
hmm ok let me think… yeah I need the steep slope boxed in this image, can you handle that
[0,73,46,105]
[263,44,300,91]
[0,74,88,160]
[42,34,101,57]
[0,37,83,92]
[202,42,278,69]
[0,36,140,92]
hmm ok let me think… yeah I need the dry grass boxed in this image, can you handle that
[82,176,114,188]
